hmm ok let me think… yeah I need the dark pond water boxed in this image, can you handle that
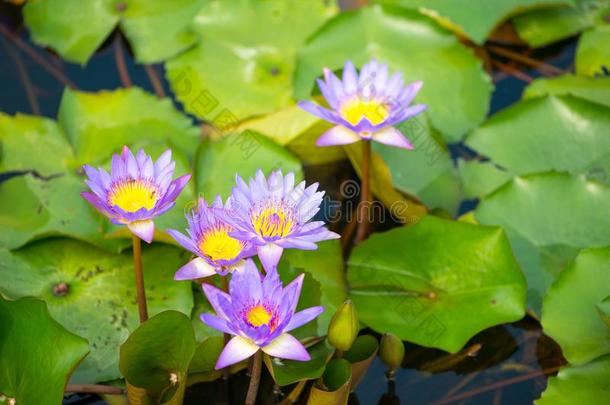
[0,2,576,404]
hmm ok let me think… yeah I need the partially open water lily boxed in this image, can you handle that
[167,196,255,280]
[81,146,191,243]
[225,170,340,272]
[298,59,427,149]
[200,259,323,369]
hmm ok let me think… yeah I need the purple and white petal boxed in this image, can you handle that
[316,126,360,147]
[257,243,284,273]
[174,257,217,280]
[261,334,310,361]
[128,219,155,243]
[215,336,259,369]
[372,127,413,150]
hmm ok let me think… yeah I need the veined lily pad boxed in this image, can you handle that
[0,298,90,405]
[294,5,493,142]
[0,239,193,383]
[166,0,337,122]
[376,0,575,44]
[347,215,527,353]
[576,24,610,76]
[475,173,610,313]
[23,0,205,64]
[537,354,610,404]
[541,247,610,365]
[523,75,610,108]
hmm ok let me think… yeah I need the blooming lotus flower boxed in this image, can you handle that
[81,146,191,243]
[225,170,339,271]
[167,196,255,280]
[201,259,323,369]
[298,59,427,150]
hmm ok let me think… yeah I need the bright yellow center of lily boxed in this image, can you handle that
[340,98,389,126]
[246,305,273,327]
[199,226,243,262]
[109,179,158,213]
[252,204,295,239]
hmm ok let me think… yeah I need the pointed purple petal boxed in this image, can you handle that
[257,243,284,273]
[175,257,217,280]
[316,126,360,147]
[372,127,413,150]
[261,334,310,361]
[128,220,155,243]
[200,313,234,335]
[215,336,259,369]
[285,307,324,332]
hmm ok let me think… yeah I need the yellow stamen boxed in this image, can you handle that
[252,204,295,238]
[246,305,272,327]
[109,179,158,213]
[199,226,243,262]
[340,98,389,126]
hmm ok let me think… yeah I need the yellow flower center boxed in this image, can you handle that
[340,98,389,126]
[199,226,243,262]
[109,179,158,213]
[246,305,273,327]
[252,204,295,239]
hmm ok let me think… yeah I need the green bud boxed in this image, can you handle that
[327,299,359,351]
[379,333,405,372]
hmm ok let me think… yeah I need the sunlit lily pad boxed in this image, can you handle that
[475,173,610,313]
[0,239,193,383]
[195,131,303,199]
[166,0,337,122]
[23,0,205,64]
[541,247,610,365]
[513,0,607,47]
[523,75,610,108]
[377,0,575,44]
[458,160,512,199]
[537,354,610,404]
[0,297,90,405]
[294,5,492,142]
[58,87,199,167]
[576,24,610,76]
[347,215,526,352]
[466,96,610,177]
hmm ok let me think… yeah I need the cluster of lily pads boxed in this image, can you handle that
[1,0,609,404]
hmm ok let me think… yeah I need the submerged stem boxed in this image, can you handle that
[132,235,148,323]
[245,350,262,405]
[355,139,372,244]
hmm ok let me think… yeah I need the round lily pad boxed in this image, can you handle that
[347,215,527,353]
[294,4,492,142]
[576,24,610,76]
[0,238,193,383]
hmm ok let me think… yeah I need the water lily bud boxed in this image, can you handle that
[379,333,405,372]
[328,300,359,351]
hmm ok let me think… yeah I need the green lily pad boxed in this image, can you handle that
[58,87,199,167]
[307,358,352,405]
[294,5,493,142]
[0,113,73,176]
[194,131,303,199]
[513,0,607,47]
[377,0,575,44]
[0,238,193,383]
[278,240,347,338]
[23,0,205,64]
[347,215,527,353]
[466,96,610,177]
[541,247,610,365]
[523,75,610,108]
[120,310,196,404]
[596,296,610,327]
[165,0,337,122]
[0,297,90,405]
[475,173,610,313]
[264,340,334,387]
[458,160,512,199]
[188,337,224,375]
[537,354,610,405]
[576,24,610,76]
[343,335,378,389]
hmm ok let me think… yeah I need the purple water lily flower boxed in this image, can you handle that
[224,170,340,272]
[81,146,191,243]
[298,59,427,149]
[167,196,256,280]
[201,259,323,369]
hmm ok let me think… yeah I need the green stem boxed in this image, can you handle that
[355,139,372,243]
[132,235,148,323]
[245,350,262,405]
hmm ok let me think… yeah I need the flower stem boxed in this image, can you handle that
[132,235,148,323]
[220,275,231,380]
[355,139,372,243]
[245,350,262,405]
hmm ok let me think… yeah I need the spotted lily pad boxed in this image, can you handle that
[294,5,492,142]
[0,238,193,383]
[165,0,337,123]
[347,215,526,352]
[0,297,90,404]
[23,0,205,64]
